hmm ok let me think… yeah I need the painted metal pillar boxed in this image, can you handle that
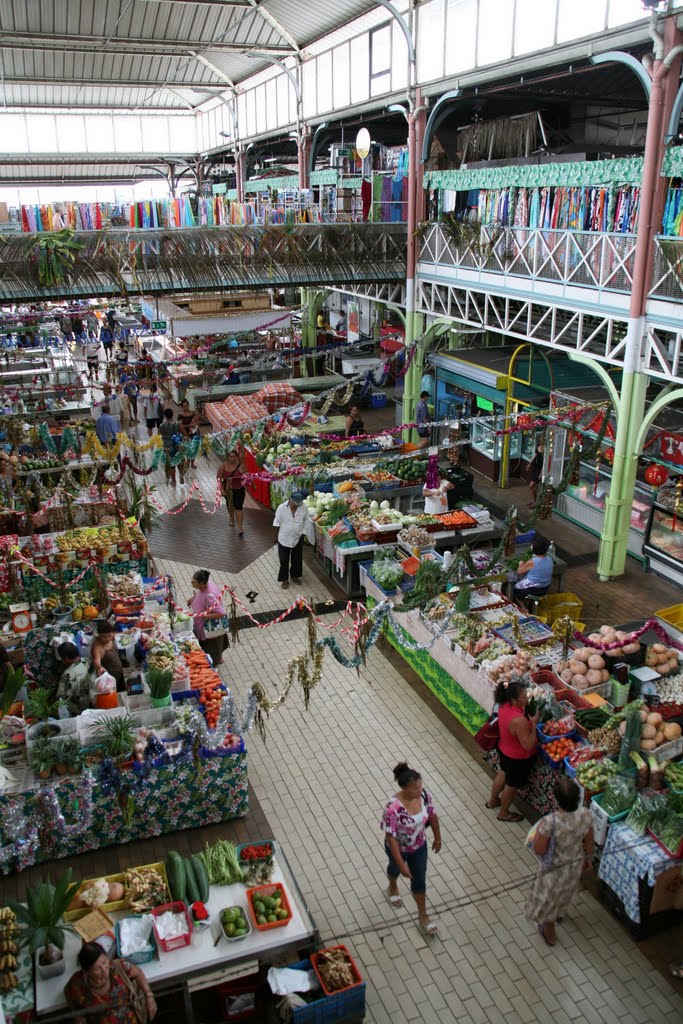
[403,90,424,441]
[598,17,682,579]
[235,151,245,203]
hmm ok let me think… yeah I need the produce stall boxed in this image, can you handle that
[0,572,249,876]
[29,841,319,1021]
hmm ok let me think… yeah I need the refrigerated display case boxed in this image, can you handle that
[643,500,683,587]
[470,417,523,482]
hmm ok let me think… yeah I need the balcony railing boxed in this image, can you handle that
[419,222,639,296]
[650,237,683,302]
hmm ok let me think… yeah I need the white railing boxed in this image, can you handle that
[650,237,683,302]
[419,222,638,296]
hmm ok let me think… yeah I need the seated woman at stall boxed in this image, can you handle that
[513,534,553,609]
[223,364,241,386]
[65,940,157,1024]
[56,642,94,715]
[345,404,365,438]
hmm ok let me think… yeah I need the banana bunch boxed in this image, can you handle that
[0,908,18,992]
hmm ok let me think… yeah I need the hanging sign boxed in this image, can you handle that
[659,431,683,466]
[151,320,167,332]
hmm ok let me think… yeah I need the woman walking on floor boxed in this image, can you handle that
[486,680,539,822]
[381,762,442,937]
[525,776,594,946]
[217,450,247,537]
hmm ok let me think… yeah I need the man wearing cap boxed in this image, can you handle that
[273,492,315,589]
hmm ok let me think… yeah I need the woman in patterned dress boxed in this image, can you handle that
[65,941,156,1023]
[525,776,594,946]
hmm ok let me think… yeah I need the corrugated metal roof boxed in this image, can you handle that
[0,0,379,110]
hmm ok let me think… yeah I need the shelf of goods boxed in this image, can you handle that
[2,524,149,603]
[360,568,683,937]
[0,604,248,875]
[34,841,316,1017]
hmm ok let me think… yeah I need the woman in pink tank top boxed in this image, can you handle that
[486,681,539,823]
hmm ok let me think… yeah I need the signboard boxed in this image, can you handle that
[660,430,683,466]
[347,302,360,344]
[150,320,167,332]
[355,127,371,159]
[476,396,494,412]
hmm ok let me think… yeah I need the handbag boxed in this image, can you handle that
[112,961,148,1024]
[204,614,230,638]
[474,712,499,751]
[525,812,556,869]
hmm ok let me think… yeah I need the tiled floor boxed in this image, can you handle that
[34,382,683,1022]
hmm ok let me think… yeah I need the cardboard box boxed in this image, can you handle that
[649,864,683,915]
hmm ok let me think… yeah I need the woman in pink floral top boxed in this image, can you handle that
[381,762,442,936]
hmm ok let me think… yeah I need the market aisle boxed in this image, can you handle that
[154,547,683,1024]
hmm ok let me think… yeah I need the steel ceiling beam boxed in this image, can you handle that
[0,75,226,89]
[246,0,300,53]
[189,52,236,89]
[0,33,296,56]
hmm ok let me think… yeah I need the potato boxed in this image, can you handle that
[654,730,665,746]
[572,674,588,689]
[586,669,603,686]
[647,712,663,728]
[570,660,587,675]
[588,654,604,670]
[623,643,640,655]
[108,882,124,901]
[640,739,656,751]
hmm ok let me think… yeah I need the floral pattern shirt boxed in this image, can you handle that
[64,961,138,1024]
[381,789,435,853]
[57,661,95,715]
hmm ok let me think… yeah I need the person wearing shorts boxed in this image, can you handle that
[217,451,246,536]
[381,762,442,936]
[487,681,538,823]
[142,384,164,437]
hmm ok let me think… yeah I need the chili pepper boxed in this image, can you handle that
[239,844,272,861]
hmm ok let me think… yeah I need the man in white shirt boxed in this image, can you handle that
[272,492,315,589]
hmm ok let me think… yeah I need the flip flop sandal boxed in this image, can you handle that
[485,800,501,809]
[497,812,523,822]
[670,963,683,979]
[538,924,556,947]
[385,891,402,909]
[418,920,438,937]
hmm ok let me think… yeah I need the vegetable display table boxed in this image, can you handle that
[34,841,317,1019]
[0,753,248,877]
[597,821,682,930]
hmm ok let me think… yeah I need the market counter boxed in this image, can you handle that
[35,841,317,1018]
[0,753,248,876]
[320,514,506,598]
[187,373,348,414]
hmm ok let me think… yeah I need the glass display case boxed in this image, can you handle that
[471,419,523,460]
[643,502,683,587]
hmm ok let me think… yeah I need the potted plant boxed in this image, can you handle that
[9,868,80,979]
[25,688,60,738]
[96,714,136,765]
[66,740,84,775]
[32,737,55,781]
[146,667,173,708]
[52,737,81,776]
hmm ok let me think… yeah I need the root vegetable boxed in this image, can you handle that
[663,723,682,741]
[586,670,603,686]
[588,655,604,670]
[647,712,663,728]
[640,739,656,751]
[572,674,588,689]
[570,660,587,675]
[641,724,656,740]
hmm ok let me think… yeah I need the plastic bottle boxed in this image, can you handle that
[548,541,555,558]
[443,550,453,571]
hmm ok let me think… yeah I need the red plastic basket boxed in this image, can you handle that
[151,901,192,951]
[246,883,292,931]
[310,945,363,997]
[529,669,565,691]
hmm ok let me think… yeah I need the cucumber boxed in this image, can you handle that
[191,854,209,903]
[166,851,186,904]
[184,857,200,905]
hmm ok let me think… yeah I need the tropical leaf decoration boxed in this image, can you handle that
[27,229,83,287]
[9,868,79,955]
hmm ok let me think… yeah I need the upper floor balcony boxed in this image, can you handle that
[417,221,683,315]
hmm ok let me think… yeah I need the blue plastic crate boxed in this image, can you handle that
[286,959,366,1024]
[115,916,156,965]
[515,529,536,545]
[371,392,387,408]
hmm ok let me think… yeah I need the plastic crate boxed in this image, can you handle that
[655,603,683,632]
[236,840,274,865]
[536,723,577,744]
[515,529,535,546]
[246,882,292,931]
[151,901,192,951]
[285,959,367,1024]
[65,871,128,922]
[565,679,612,701]
[310,945,364,997]
[115,915,156,965]
[652,737,683,762]
[542,592,583,626]
[370,392,387,408]
[216,971,263,1022]
[591,794,630,846]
